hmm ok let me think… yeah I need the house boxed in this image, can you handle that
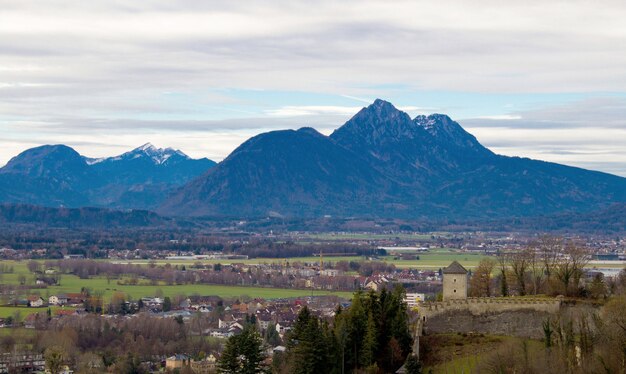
[23,313,42,329]
[48,295,59,305]
[55,294,69,305]
[54,293,85,306]
[404,293,425,309]
[0,352,45,373]
[179,298,191,309]
[165,354,190,370]
[190,355,216,373]
[27,296,44,308]
[273,346,286,353]
[140,297,163,310]
[320,269,342,277]
[64,293,86,306]
[35,277,57,286]
[55,309,77,318]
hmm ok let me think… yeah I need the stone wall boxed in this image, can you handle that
[419,297,561,319]
[423,309,553,339]
[417,297,561,339]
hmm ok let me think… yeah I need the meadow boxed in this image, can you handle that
[0,260,351,304]
[0,249,480,320]
[0,305,76,319]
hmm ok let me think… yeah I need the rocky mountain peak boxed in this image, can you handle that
[121,143,189,165]
[330,99,420,145]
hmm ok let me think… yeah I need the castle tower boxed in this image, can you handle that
[442,261,468,300]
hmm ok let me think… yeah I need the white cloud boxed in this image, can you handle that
[475,115,523,120]
[463,98,626,176]
[265,106,363,117]
[1,1,626,176]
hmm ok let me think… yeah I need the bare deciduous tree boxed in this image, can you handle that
[509,249,530,296]
[469,259,495,297]
[555,241,591,296]
[539,235,563,281]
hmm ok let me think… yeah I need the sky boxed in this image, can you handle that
[1,1,626,176]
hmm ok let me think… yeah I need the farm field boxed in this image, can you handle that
[110,248,490,269]
[0,246,622,322]
[0,260,352,303]
[3,276,352,301]
[298,232,448,241]
[0,305,77,320]
[112,249,626,271]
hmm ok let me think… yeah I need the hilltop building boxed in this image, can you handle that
[442,261,468,300]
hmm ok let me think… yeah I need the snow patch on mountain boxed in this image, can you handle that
[131,143,188,165]
[85,143,191,166]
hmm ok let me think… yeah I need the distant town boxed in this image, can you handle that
[0,226,623,372]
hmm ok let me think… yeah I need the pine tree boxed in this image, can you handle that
[264,323,282,347]
[218,324,266,374]
[163,296,172,312]
[500,268,509,297]
[360,311,377,367]
[288,306,312,348]
[287,307,333,374]
[404,354,423,374]
[347,290,367,370]
[218,336,240,373]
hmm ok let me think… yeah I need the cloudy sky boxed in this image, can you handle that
[2,0,626,176]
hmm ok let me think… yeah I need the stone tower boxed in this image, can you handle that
[442,261,468,300]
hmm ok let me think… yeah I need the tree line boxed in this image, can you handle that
[469,235,594,298]
[218,286,419,374]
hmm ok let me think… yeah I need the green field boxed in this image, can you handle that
[0,306,76,320]
[0,260,352,304]
[0,246,622,321]
[49,279,352,301]
[0,248,488,322]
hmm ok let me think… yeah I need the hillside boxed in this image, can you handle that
[0,143,215,210]
[160,100,626,218]
[0,203,177,228]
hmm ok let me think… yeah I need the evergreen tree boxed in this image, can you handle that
[286,307,333,374]
[163,296,172,312]
[264,323,282,347]
[218,324,266,374]
[346,290,367,371]
[500,268,509,297]
[360,311,377,367]
[404,354,422,374]
[286,287,414,374]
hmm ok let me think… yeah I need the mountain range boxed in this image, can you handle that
[0,143,215,210]
[1,99,625,219]
[161,100,626,218]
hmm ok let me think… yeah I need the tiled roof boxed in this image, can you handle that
[442,261,468,274]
